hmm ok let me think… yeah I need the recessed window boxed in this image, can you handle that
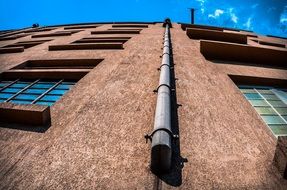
[31,30,81,38]
[200,40,287,69]
[0,79,75,106]
[251,39,286,48]
[239,85,287,136]
[0,40,51,54]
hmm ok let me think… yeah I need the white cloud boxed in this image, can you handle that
[196,0,206,13]
[215,9,224,16]
[243,17,252,29]
[208,9,224,19]
[196,0,205,3]
[228,8,238,23]
[231,14,238,23]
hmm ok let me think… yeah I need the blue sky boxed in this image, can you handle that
[0,0,286,37]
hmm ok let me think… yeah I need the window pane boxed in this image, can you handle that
[274,108,287,115]
[244,93,262,99]
[36,101,54,106]
[268,100,287,107]
[272,89,287,104]
[23,89,47,94]
[55,84,73,90]
[254,107,276,115]
[10,83,30,88]
[0,82,10,88]
[240,89,256,93]
[249,100,269,107]
[261,94,279,100]
[9,100,32,104]
[14,94,39,101]
[31,83,55,89]
[283,116,287,121]
[0,93,14,99]
[257,90,273,94]
[268,125,287,135]
[2,88,22,93]
[261,115,286,125]
[62,81,75,85]
[40,95,61,102]
[48,89,68,95]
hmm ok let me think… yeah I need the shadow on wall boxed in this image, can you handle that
[0,121,51,133]
[273,136,287,179]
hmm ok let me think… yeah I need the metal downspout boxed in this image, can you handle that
[145,19,177,173]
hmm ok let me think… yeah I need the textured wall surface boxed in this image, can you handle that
[0,23,287,189]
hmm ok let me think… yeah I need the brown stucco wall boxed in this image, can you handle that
[0,23,287,189]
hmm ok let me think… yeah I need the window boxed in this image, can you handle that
[200,40,287,68]
[0,34,29,41]
[187,28,247,44]
[112,24,148,28]
[72,37,131,44]
[64,25,100,30]
[0,40,51,54]
[31,30,81,38]
[251,39,286,48]
[239,85,287,136]
[0,79,75,106]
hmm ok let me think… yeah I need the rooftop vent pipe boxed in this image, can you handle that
[189,8,196,24]
[145,18,177,173]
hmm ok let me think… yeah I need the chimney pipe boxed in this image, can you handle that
[190,8,195,24]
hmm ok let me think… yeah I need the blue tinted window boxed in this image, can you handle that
[48,89,68,95]
[10,83,29,88]
[10,100,32,104]
[262,116,285,125]
[0,80,75,106]
[269,100,286,107]
[62,82,75,85]
[0,82,10,88]
[249,100,269,107]
[31,83,55,89]
[244,93,262,100]
[40,95,61,102]
[0,93,14,99]
[23,89,47,94]
[2,88,22,93]
[240,85,287,137]
[55,84,73,90]
[14,94,39,100]
[36,101,54,106]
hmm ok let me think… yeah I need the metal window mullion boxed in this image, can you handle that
[0,79,20,92]
[254,88,287,125]
[31,79,63,104]
[5,79,40,102]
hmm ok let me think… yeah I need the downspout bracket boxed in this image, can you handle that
[145,128,179,143]
[153,84,173,93]
[158,63,172,70]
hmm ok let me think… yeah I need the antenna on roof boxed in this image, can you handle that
[188,8,196,24]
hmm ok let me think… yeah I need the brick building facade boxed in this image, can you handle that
[0,21,287,189]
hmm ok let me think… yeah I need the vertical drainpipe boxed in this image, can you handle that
[145,19,177,173]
